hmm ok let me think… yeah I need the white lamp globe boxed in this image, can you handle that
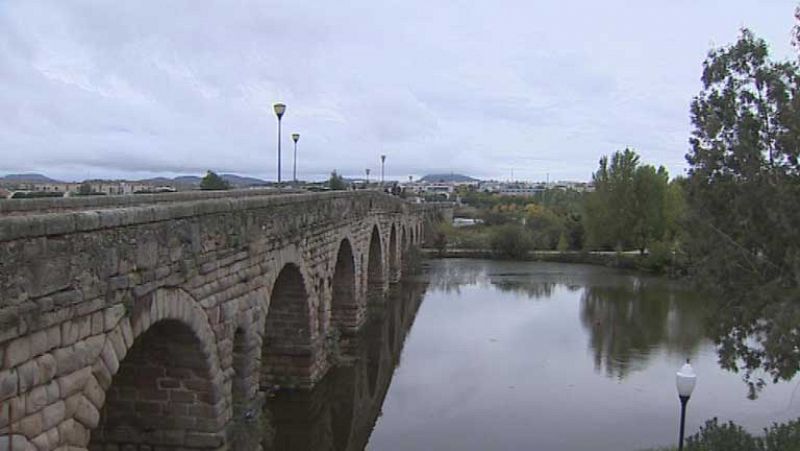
[676,361,697,398]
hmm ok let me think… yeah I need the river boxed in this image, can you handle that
[263,259,800,451]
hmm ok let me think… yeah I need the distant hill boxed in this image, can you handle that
[419,173,479,183]
[219,174,268,187]
[1,173,63,183]
[140,173,267,188]
[1,172,268,188]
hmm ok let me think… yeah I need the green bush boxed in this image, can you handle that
[676,417,800,451]
[760,418,800,450]
[641,240,673,272]
[685,418,757,451]
[489,224,532,258]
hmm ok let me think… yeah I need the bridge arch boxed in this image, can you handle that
[331,238,359,332]
[367,225,384,298]
[261,262,323,388]
[89,288,226,450]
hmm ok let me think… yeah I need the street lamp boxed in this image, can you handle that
[273,103,286,184]
[676,360,697,451]
[380,154,386,184]
[292,133,300,183]
[365,168,371,184]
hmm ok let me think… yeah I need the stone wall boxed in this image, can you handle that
[0,190,439,450]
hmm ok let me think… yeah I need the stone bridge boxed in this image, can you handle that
[0,190,451,451]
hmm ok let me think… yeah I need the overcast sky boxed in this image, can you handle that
[0,1,797,182]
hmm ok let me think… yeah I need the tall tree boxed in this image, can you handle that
[328,170,347,191]
[632,165,669,253]
[686,27,800,395]
[200,170,231,190]
[585,148,669,252]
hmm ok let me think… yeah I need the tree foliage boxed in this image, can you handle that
[685,26,800,394]
[584,148,678,253]
[489,223,532,258]
[328,170,347,191]
[200,170,231,190]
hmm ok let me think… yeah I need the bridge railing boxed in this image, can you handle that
[0,190,448,243]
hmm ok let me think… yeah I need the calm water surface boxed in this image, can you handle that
[266,259,800,451]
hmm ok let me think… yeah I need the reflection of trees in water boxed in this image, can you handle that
[580,274,707,379]
[262,281,427,451]
[425,259,587,300]
[489,279,556,298]
[424,259,489,294]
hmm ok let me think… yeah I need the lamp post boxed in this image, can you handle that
[292,133,300,183]
[365,168,371,185]
[676,360,697,451]
[380,154,386,185]
[273,103,286,184]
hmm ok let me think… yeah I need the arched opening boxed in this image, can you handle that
[389,224,399,282]
[367,226,384,298]
[90,319,224,450]
[331,239,358,331]
[409,227,415,246]
[262,263,314,387]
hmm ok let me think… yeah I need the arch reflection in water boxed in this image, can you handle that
[262,280,427,451]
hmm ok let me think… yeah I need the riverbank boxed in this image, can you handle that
[421,248,679,274]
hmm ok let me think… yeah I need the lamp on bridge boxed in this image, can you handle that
[273,103,286,184]
[365,168,371,185]
[380,154,386,185]
[675,360,697,451]
[292,133,300,183]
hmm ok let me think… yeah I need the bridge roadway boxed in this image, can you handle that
[0,189,450,450]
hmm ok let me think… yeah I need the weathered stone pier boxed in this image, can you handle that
[0,190,451,450]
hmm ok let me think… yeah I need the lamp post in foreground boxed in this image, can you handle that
[365,168,371,185]
[292,133,300,183]
[676,360,697,451]
[273,103,286,184]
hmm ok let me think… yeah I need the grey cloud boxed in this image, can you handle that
[0,0,796,181]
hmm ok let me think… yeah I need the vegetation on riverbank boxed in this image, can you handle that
[642,417,800,451]
[434,169,686,275]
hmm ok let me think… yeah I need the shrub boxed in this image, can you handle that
[761,418,800,450]
[645,417,800,451]
[685,418,757,451]
[641,240,673,272]
[489,224,532,259]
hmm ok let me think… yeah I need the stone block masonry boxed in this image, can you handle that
[0,189,451,450]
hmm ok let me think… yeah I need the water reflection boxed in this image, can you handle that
[579,273,707,379]
[425,259,708,379]
[262,281,427,451]
[425,259,578,299]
